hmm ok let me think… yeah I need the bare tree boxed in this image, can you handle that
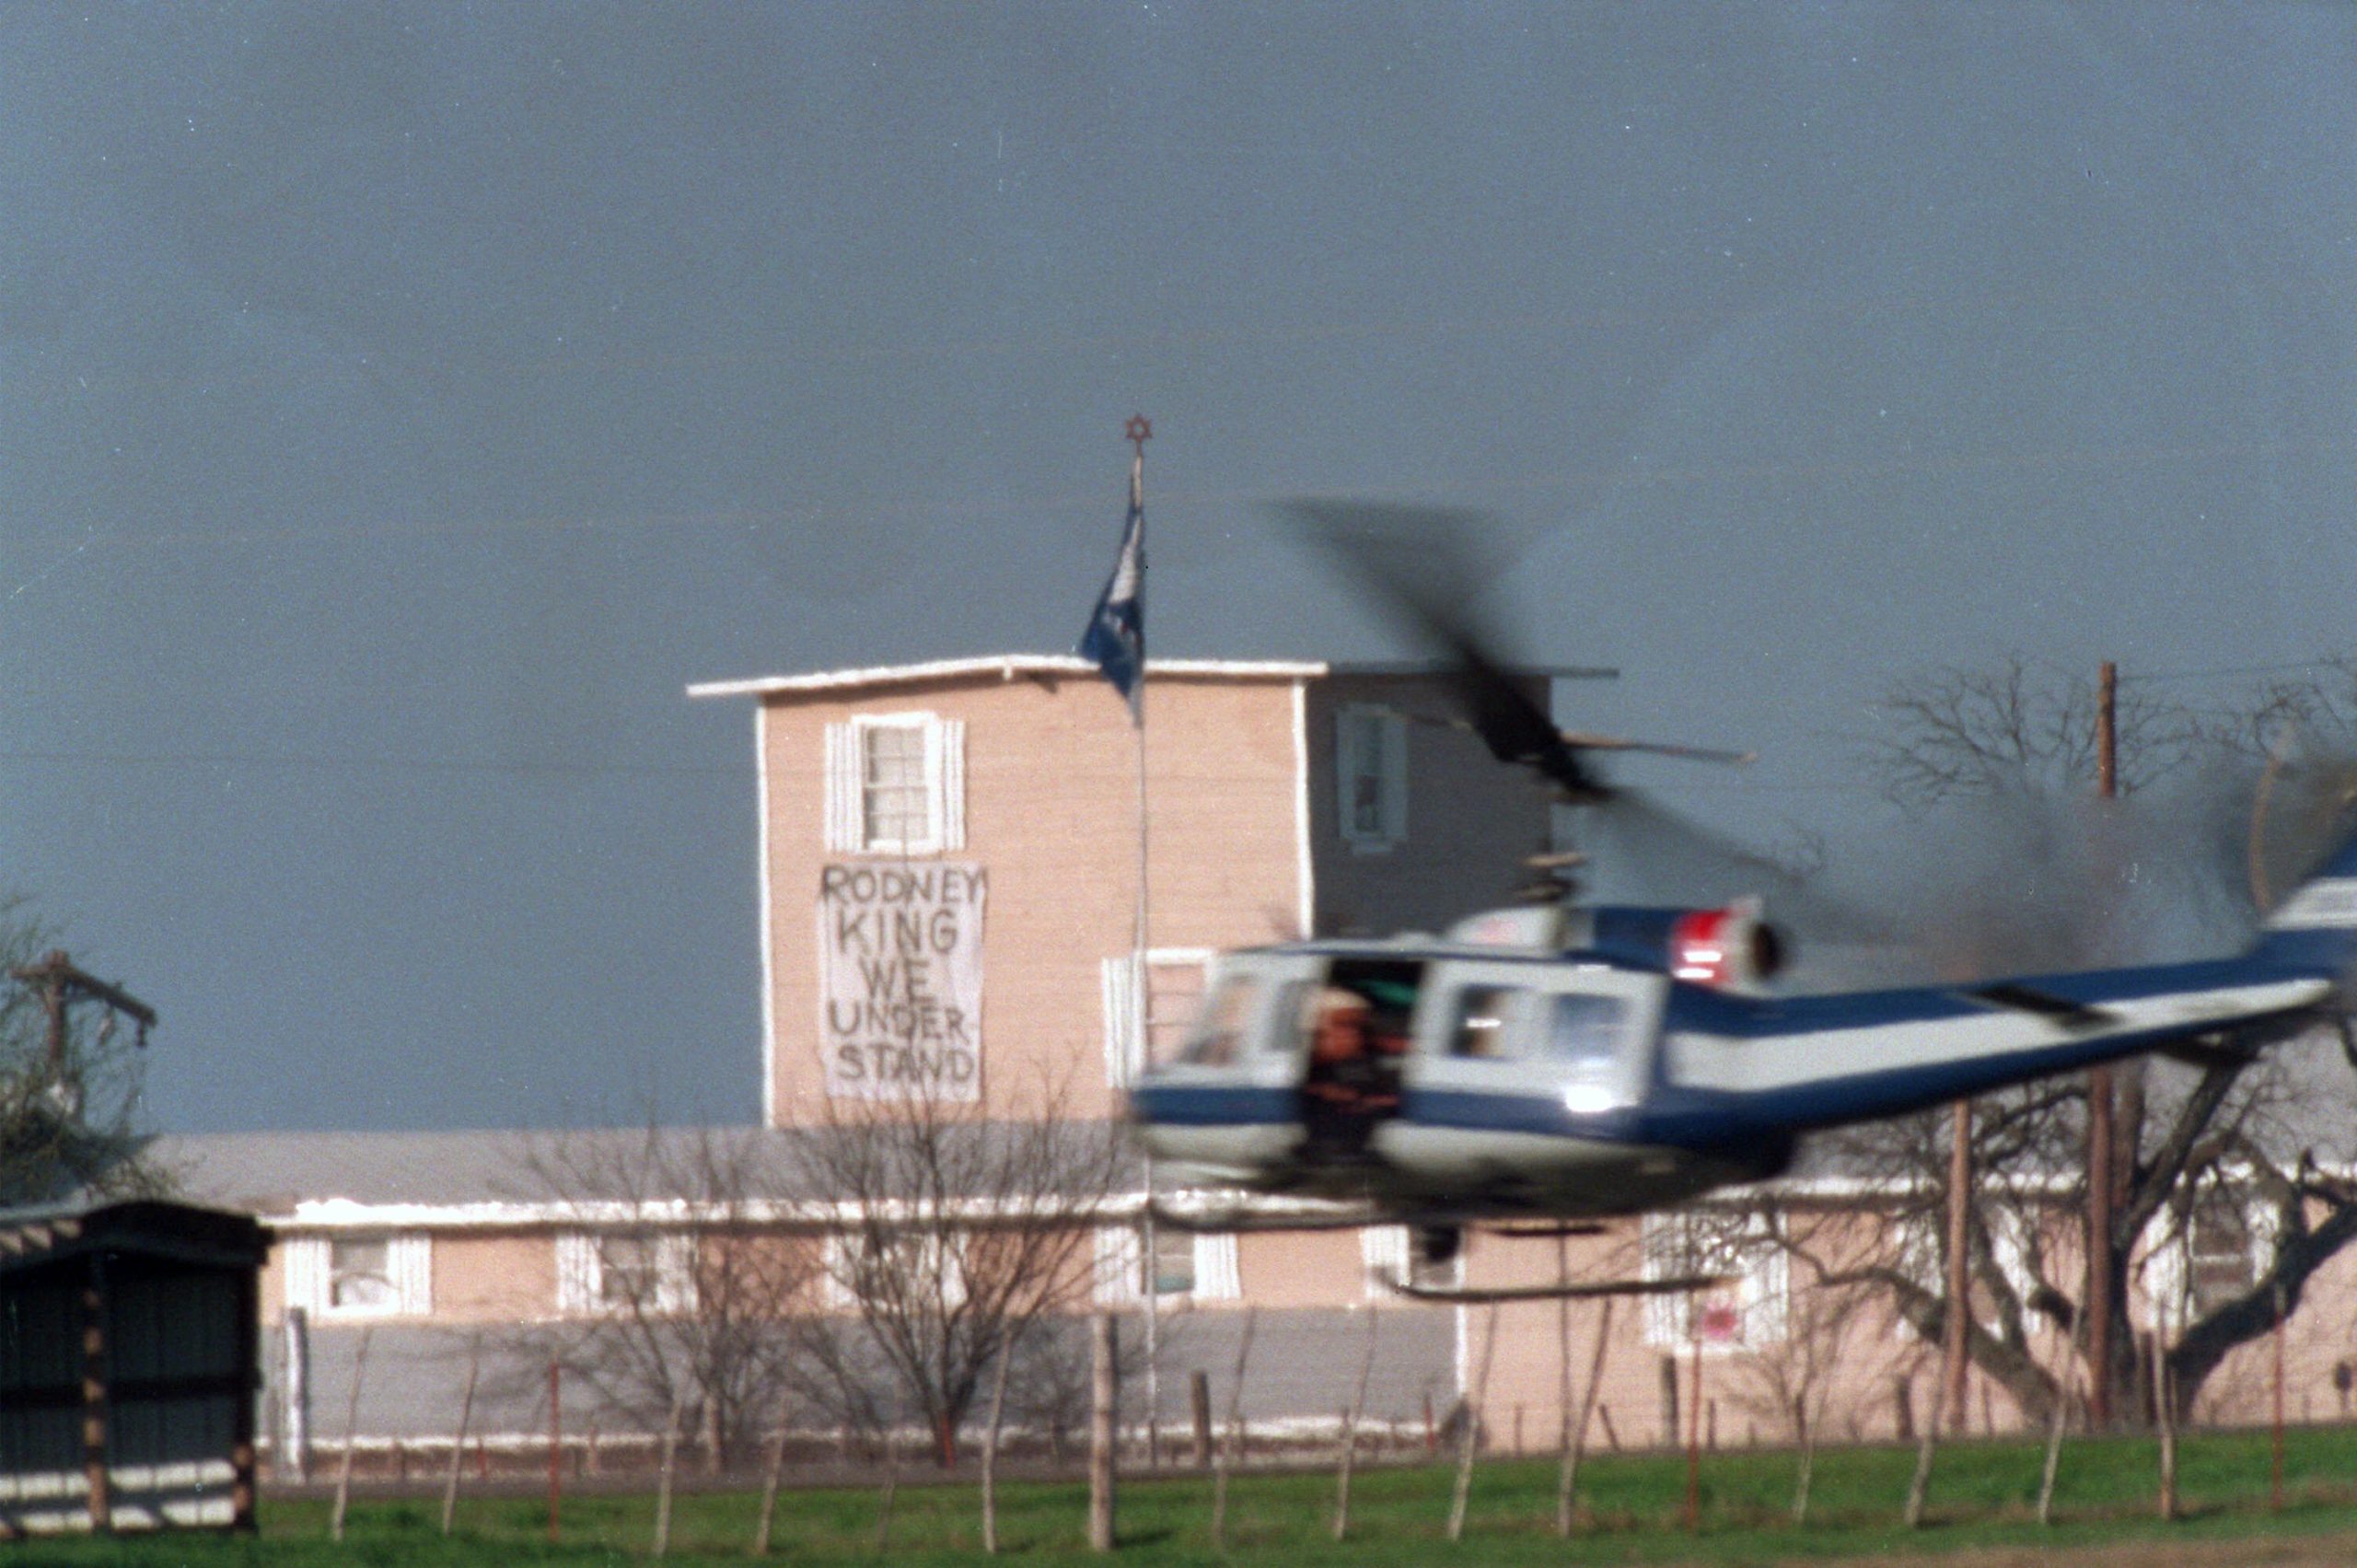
[1863,656,2203,811]
[1789,1094,2084,1429]
[509,1123,817,1468]
[0,912,164,1206]
[781,1075,1128,1461]
[1832,656,2357,1423]
[1723,1208,1910,1522]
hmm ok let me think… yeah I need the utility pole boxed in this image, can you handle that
[2086,661,2119,1426]
[9,950,155,1078]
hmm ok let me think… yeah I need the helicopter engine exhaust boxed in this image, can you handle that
[1668,904,1785,989]
[1567,902,1787,991]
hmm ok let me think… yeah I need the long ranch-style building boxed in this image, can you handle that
[148,655,2357,1461]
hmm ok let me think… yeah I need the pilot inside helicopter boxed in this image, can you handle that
[1299,964,1420,1159]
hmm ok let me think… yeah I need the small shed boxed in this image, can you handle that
[0,1199,269,1536]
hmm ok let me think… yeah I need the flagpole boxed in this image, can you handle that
[1124,414,1162,1467]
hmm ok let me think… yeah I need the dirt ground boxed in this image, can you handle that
[1822,1528,2357,1567]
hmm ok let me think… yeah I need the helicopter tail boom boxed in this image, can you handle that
[1689,823,2357,1136]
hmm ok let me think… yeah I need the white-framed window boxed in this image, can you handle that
[1095,1225,1239,1304]
[284,1233,431,1319]
[557,1230,698,1317]
[1890,1204,2041,1338]
[2190,1199,2263,1315]
[1362,1225,1458,1295]
[1642,1210,1787,1351]
[1101,948,1214,1087]
[824,713,966,855]
[1335,704,1408,852]
[2145,1191,2275,1324]
[1152,1226,1200,1296]
[825,1228,969,1312]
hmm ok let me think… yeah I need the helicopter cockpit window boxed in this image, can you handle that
[1180,975,1261,1067]
[1447,986,1529,1059]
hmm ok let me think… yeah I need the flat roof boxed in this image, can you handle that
[687,653,1612,701]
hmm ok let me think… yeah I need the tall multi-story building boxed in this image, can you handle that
[682,652,1565,1126]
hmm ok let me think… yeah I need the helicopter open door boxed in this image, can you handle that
[1131,951,1329,1186]
[1376,960,1670,1196]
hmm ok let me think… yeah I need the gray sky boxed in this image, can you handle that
[5,5,2354,1132]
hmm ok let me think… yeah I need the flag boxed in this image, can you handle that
[1078,455,1145,721]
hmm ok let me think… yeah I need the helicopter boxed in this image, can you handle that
[1124,504,2357,1295]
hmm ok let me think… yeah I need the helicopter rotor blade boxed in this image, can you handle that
[1557,731,1759,766]
[1402,714,1754,769]
[1276,499,1615,803]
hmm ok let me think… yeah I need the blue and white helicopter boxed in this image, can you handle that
[1127,505,2357,1295]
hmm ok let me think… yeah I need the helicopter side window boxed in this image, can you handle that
[1272,981,1324,1055]
[1547,993,1631,1111]
[1546,994,1625,1070]
[1447,986,1529,1059]
[1181,976,1261,1067]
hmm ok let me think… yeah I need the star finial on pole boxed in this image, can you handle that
[1124,413,1152,459]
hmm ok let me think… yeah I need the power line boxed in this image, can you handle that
[2119,658,2347,685]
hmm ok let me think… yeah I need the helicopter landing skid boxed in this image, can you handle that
[1370,1268,1736,1306]
[1148,1200,1619,1242]
[1146,1196,1391,1235]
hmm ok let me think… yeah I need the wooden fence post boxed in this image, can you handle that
[653,1395,685,1558]
[545,1358,562,1543]
[2152,1330,2177,1521]
[440,1342,480,1537]
[1559,1297,1613,1537]
[1447,1303,1501,1541]
[1905,1369,1948,1528]
[80,1256,111,1536]
[330,1329,371,1544]
[1089,1314,1119,1551]
[875,1424,900,1552]
[982,1347,1011,1554]
[1211,1308,1257,1549]
[1332,1306,1379,1540]
[753,1408,790,1556]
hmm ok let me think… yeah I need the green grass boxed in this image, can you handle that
[17,1428,2357,1565]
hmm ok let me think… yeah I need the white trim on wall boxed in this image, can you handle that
[1101,956,1141,1089]
[830,721,867,858]
[1192,1233,1241,1300]
[757,702,778,1127]
[938,716,967,851]
[283,1235,325,1318]
[391,1234,432,1316]
[556,1232,598,1316]
[1095,1225,1144,1307]
[689,655,1329,701]
[1292,678,1315,939]
[1361,1225,1408,1300]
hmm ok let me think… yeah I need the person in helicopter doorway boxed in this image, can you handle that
[1302,985,1392,1161]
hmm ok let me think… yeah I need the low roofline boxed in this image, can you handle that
[688,653,1610,701]
[688,654,1322,700]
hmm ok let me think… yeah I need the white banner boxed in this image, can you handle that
[818,863,987,1100]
